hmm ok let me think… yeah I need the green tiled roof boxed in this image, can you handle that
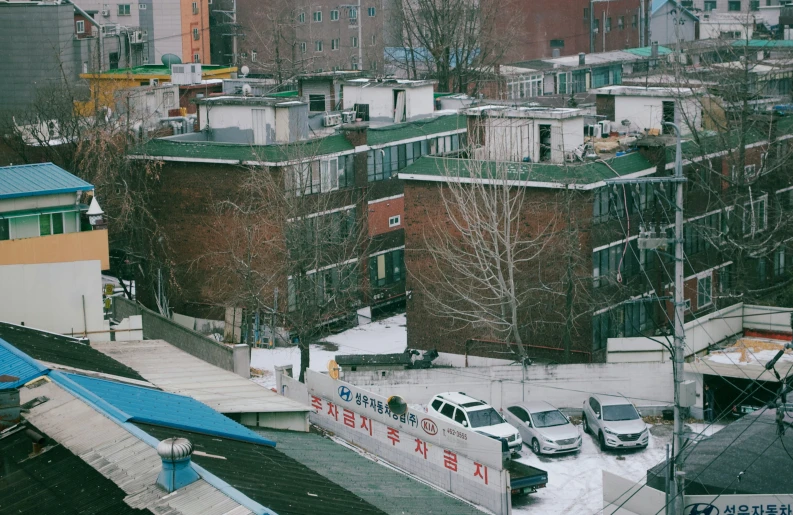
[268,90,299,97]
[99,64,232,76]
[398,152,655,187]
[366,115,466,146]
[623,45,673,57]
[731,40,793,49]
[135,134,354,163]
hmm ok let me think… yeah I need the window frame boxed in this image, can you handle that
[313,10,322,22]
[697,273,713,310]
[117,3,131,15]
[728,0,741,11]
[349,7,357,19]
[388,215,401,228]
[315,40,323,52]
[330,9,339,20]
[76,20,85,33]
[368,6,376,16]
[298,11,305,23]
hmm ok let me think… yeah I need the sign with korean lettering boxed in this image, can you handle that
[305,370,510,515]
[684,495,793,515]
[306,370,504,469]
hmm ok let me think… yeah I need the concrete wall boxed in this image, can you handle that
[612,94,701,136]
[112,296,251,377]
[342,84,435,122]
[0,192,84,215]
[405,85,435,120]
[742,304,793,333]
[602,471,665,515]
[341,361,674,410]
[0,260,105,337]
[477,116,585,164]
[649,2,697,46]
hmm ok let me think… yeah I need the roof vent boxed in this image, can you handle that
[156,438,200,493]
[651,41,659,58]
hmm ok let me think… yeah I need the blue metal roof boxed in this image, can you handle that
[0,338,48,390]
[57,373,276,447]
[0,163,94,200]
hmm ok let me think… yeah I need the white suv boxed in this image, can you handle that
[582,394,649,451]
[428,392,522,451]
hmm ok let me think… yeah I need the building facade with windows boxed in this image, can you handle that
[0,163,110,336]
[399,115,793,363]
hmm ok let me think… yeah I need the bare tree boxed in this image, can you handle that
[388,0,515,92]
[206,143,368,381]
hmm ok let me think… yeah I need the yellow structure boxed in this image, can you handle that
[78,64,237,114]
[0,230,109,270]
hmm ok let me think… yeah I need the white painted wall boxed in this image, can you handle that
[0,192,81,214]
[342,361,674,410]
[479,116,585,163]
[151,0,183,62]
[699,17,754,40]
[0,260,105,336]
[649,2,697,46]
[199,104,268,131]
[612,95,701,135]
[342,84,434,121]
[602,471,665,515]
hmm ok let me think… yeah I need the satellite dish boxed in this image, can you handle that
[328,360,340,380]
[241,83,252,96]
[240,65,250,77]
[161,53,182,67]
[387,395,408,416]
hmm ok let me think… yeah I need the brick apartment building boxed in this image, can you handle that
[398,108,793,364]
[130,97,466,322]
[210,0,385,76]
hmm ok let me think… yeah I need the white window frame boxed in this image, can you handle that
[774,247,786,276]
[300,42,307,54]
[118,3,131,15]
[193,28,200,40]
[368,6,376,16]
[320,158,339,193]
[697,273,713,310]
[313,10,322,22]
[743,194,768,236]
[138,2,146,8]
[351,36,358,48]
[315,40,323,52]
[331,38,339,50]
[298,12,305,23]
[251,51,257,62]
[388,215,401,227]
[76,20,85,33]
[349,7,357,19]
[330,9,339,20]
[192,1,198,14]
[193,53,200,63]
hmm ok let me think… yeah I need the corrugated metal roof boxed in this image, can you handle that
[57,372,276,446]
[21,381,255,515]
[0,163,93,200]
[0,337,48,389]
[92,339,309,414]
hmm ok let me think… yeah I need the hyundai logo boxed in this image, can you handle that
[685,503,719,515]
[421,418,438,435]
[337,386,352,402]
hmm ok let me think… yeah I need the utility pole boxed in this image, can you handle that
[665,121,687,515]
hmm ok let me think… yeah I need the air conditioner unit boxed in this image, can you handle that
[585,124,602,138]
[101,9,109,16]
[323,113,342,127]
[598,120,610,134]
[341,111,356,123]
[132,30,145,43]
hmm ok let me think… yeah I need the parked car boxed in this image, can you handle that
[504,401,581,455]
[428,392,522,451]
[731,402,764,418]
[581,395,649,451]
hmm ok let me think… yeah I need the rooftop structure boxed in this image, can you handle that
[0,162,93,200]
[342,78,438,124]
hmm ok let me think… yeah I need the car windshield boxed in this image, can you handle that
[532,410,568,428]
[468,408,505,428]
[602,404,640,421]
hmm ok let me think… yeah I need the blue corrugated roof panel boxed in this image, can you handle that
[0,163,94,200]
[0,338,49,389]
[59,373,276,447]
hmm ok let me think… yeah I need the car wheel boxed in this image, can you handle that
[531,439,541,455]
[599,432,608,452]
[582,413,589,434]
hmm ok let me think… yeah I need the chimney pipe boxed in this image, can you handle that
[651,41,659,58]
[26,429,46,455]
[579,53,586,66]
[156,438,200,493]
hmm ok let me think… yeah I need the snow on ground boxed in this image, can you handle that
[512,422,726,514]
[250,313,407,388]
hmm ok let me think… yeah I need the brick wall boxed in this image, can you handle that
[367,194,404,237]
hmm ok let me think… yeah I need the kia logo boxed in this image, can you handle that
[421,418,438,436]
[685,504,719,515]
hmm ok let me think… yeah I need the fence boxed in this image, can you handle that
[111,296,250,378]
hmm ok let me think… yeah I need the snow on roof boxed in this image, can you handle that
[706,337,793,367]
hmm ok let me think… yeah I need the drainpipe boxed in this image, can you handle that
[64,0,103,72]
[639,0,645,47]
[590,0,595,53]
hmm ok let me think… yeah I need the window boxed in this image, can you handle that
[192,1,198,14]
[193,28,200,40]
[193,53,200,63]
[300,42,307,53]
[584,7,589,19]
[351,36,358,48]
[162,90,175,107]
[681,0,693,5]
[309,94,326,111]
[330,9,339,20]
[39,213,64,236]
[118,3,131,15]
[349,7,357,19]
[251,51,257,62]
[605,17,611,33]
[320,158,339,192]
[697,274,713,309]
[0,219,8,240]
[774,247,786,277]
[331,38,339,50]
[594,19,600,33]
[138,2,146,8]
[369,248,404,287]
[704,0,717,10]
[315,40,323,52]
[618,16,624,29]
[743,195,768,235]
[550,39,564,48]
[371,34,376,46]
[728,0,741,10]
[750,0,759,9]
[431,399,443,411]
[368,6,376,16]
[298,12,305,23]
[313,10,322,22]
[507,74,542,99]
[632,14,638,27]
[388,215,401,228]
[76,20,85,33]
[440,402,455,418]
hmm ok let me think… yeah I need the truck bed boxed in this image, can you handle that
[508,460,548,494]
